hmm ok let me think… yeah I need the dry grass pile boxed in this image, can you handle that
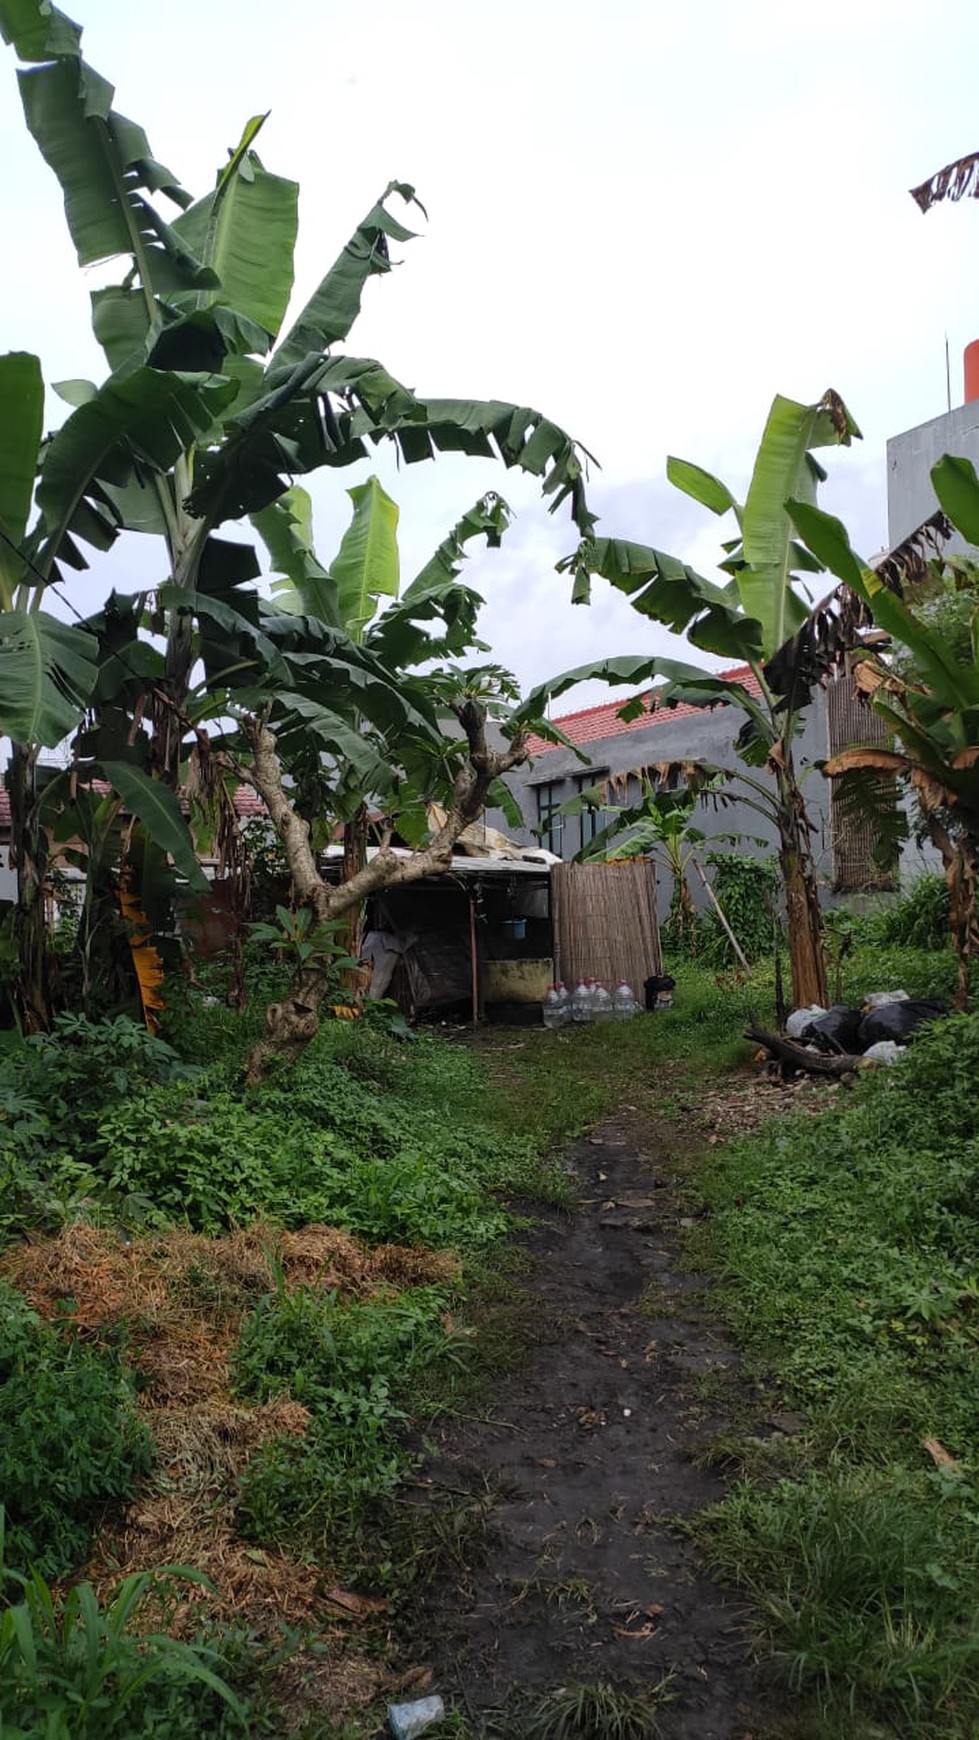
[86,1499,322,1636]
[267,1646,388,1734]
[3,1221,459,1641]
[82,1397,319,1636]
[368,1243,461,1288]
[1,1221,460,1400]
[149,1397,311,1497]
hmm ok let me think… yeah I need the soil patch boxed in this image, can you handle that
[414,1108,783,1739]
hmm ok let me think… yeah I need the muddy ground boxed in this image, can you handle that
[406,1107,793,1739]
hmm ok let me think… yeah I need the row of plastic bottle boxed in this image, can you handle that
[542,979,640,1027]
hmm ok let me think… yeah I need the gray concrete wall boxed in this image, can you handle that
[887,400,979,549]
[486,694,835,921]
[489,688,939,910]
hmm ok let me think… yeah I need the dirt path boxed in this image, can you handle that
[416,1113,779,1738]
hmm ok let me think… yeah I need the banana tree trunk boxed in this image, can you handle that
[949,851,976,1013]
[8,744,51,1030]
[927,819,977,1012]
[776,769,828,1010]
[340,802,370,982]
[665,844,699,954]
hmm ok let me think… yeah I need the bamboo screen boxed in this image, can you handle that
[551,860,663,993]
[827,671,898,892]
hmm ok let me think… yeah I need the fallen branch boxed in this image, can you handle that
[745,1023,861,1078]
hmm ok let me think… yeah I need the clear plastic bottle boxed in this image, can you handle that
[592,981,614,1023]
[542,985,563,1029]
[571,979,592,1024]
[613,979,637,1020]
[554,981,571,1027]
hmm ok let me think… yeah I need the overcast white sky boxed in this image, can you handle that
[4,0,979,710]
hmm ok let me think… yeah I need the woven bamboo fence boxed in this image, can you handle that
[551,860,663,993]
[827,672,897,891]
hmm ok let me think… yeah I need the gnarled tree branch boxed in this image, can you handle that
[239,706,528,1077]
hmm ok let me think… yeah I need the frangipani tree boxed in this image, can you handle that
[256,477,514,957]
[547,391,860,1007]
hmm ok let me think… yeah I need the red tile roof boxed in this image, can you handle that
[0,779,266,837]
[524,663,763,757]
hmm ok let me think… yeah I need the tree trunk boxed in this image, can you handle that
[339,802,370,995]
[776,769,828,1010]
[8,744,51,1031]
[239,709,528,1078]
[245,966,331,1084]
[928,819,977,1013]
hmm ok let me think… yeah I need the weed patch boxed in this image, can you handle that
[0,1283,151,1581]
[0,1549,259,1739]
[695,1012,979,1734]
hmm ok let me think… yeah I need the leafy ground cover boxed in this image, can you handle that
[0,954,765,1735]
[691,1006,979,1739]
[0,913,972,1735]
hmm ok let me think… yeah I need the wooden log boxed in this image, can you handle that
[744,1022,861,1078]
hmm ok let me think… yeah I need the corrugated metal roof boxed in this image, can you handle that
[524,663,763,757]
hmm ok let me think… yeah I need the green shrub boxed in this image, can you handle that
[698,853,779,966]
[233,1282,452,1409]
[93,1021,532,1244]
[0,1137,103,1246]
[872,872,950,952]
[95,1085,333,1231]
[233,1285,458,1550]
[0,1285,152,1580]
[0,1540,251,1738]
[0,1016,196,1241]
[0,1014,193,1130]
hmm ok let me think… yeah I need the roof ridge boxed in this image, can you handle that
[524,663,759,756]
[541,663,753,728]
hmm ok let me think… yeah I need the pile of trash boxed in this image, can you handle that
[785,990,948,1065]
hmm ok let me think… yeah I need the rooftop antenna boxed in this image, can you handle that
[946,332,952,413]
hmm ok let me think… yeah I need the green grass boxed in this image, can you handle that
[690,1001,979,1737]
[516,1678,677,1740]
[15,925,971,1737]
[471,960,771,1146]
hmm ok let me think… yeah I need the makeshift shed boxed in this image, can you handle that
[366,855,554,1022]
[551,860,663,994]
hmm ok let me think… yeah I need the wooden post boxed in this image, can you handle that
[469,891,480,1026]
[690,855,751,972]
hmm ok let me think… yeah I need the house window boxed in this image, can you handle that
[534,781,564,855]
[574,775,602,856]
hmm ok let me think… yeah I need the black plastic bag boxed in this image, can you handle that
[857,998,948,1048]
[809,1004,864,1054]
[644,974,677,1012]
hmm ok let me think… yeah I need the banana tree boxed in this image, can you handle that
[789,464,979,1008]
[0,347,100,1024]
[233,482,556,1075]
[1,0,594,1026]
[587,784,712,951]
[556,392,860,1007]
[254,475,511,962]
